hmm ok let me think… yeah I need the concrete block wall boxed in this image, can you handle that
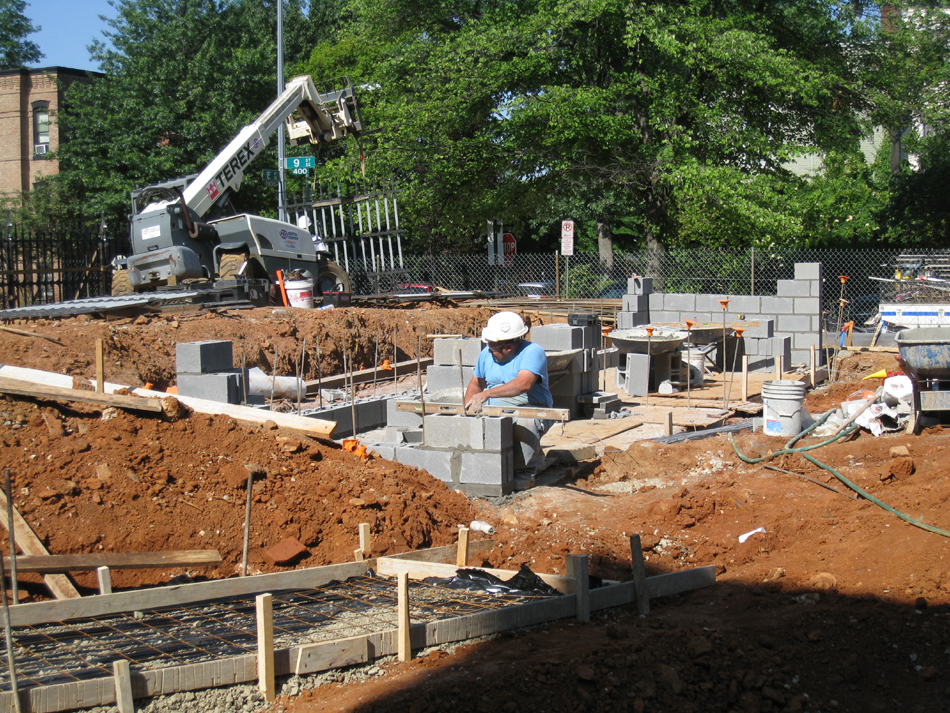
[176,340,246,404]
[529,322,602,417]
[644,262,823,369]
[309,398,388,439]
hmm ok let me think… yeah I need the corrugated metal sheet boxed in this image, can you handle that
[0,291,204,320]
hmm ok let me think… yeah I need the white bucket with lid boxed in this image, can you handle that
[682,349,706,385]
[762,379,807,436]
[285,279,314,309]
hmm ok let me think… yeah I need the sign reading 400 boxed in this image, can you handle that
[285,156,316,169]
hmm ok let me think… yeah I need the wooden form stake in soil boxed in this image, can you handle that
[97,566,112,595]
[664,411,673,437]
[397,572,411,662]
[456,527,470,568]
[316,338,323,409]
[741,355,749,403]
[775,355,783,381]
[355,523,372,562]
[565,555,590,623]
[95,339,104,394]
[256,593,275,702]
[0,487,80,600]
[112,660,133,713]
[5,470,18,605]
[810,344,817,387]
[629,534,650,615]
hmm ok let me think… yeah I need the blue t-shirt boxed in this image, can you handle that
[473,340,553,407]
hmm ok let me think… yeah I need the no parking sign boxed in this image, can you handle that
[560,220,574,256]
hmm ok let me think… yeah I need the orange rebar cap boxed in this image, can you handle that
[379,359,393,371]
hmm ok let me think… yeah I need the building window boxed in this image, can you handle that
[32,101,50,157]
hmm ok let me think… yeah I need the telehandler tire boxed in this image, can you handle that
[218,253,247,280]
[111,269,133,296]
[317,261,352,294]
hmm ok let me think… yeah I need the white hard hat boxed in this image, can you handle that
[482,311,528,342]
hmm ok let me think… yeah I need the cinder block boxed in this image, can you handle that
[394,445,455,483]
[460,338,484,365]
[623,353,651,396]
[627,276,653,295]
[423,415,483,449]
[460,449,513,485]
[617,311,650,329]
[483,417,513,451]
[737,319,773,339]
[433,339,459,365]
[648,293,664,310]
[760,296,795,315]
[793,297,821,317]
[777,314,812,333]
[622,294,650,313]
[426,365,474,393]
[550,373,583,397]
[729,295,761,314]
[177,371,244,404]
[772,336,792,365]
[790,349,811,366]
[811,281,823,298]
[664,293,696,311]
[743,338,759,356]
[176,340,233,374]
[794,332,822,350]
[695,294,722,312]
[387,398,423,429]
[794,262,822,281]
[366,443,397,461]
[529,324,584,351]
[776,279,810,298]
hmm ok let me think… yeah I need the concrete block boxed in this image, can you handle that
[790,349,811,366]
[387,398,423,429]
[776,279,810,298]
[729,295,761,315]
[772,336,792,365]
[664,293,696,311]
[648,293,664,310]
[794,262,822,281]
[426,365,474,393]
[433,338,460,365]
[793,297,821,317]
[599,347,620,369]
[176,340,233,374]
[529,324,584,351]
[484,417,513,451]
[177,371,243,404]
[628,276,653,295]
[743,338,759,357]
[617,311,650,329]
[760,296,794,315]
[777,314,812,333]
[394,445,455,483]
[811,281,823,298]
[793,332,822,350]
[461,338,484,366]
[366,443,397,461]
[622,294,650,313]
[550,373,583,397]
[623,353,651,396]
[582,369,598,394]
[423,415,483,450]
[737,319,773,339]
[460,449,513,485]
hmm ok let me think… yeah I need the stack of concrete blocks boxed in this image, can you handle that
[578,391,625,419]
[616,351,679,397]
[615,276,653,330]
[364,400,515,497]
[176,340,246,404]
[425,337,483,394]
[646,262,822,371]
[529,322,601,419]
[306,399,388,439]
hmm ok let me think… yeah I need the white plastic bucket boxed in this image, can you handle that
[285,279,314,309]
[682,349,706,386]
[762,379,807,436]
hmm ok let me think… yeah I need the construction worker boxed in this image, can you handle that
[464,311,553,477]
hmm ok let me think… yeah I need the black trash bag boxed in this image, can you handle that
[424,562,561,597]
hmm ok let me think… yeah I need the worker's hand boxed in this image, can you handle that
[465,391,488,414]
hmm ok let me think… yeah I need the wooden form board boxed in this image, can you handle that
[0,377,163,414]
[0,558,717,713]
[0,365,336,439]
[0,488,80,600]
[305,358,434,393]
[395,401,571,421]
[2,550,222,574]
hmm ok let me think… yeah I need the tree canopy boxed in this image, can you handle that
[0,0,43,69]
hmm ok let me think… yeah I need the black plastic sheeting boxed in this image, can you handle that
[423,563,564,597]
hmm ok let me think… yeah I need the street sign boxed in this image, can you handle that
[502,233,516,268]
[560,220,574,256]
[262,169,280,182]
[285,156,316,169]
[290,167,310,176]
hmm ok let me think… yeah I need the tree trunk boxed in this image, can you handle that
[596,216,614,271]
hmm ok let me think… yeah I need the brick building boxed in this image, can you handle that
[0,66,103,197]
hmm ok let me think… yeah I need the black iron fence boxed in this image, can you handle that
[0,222,130,310]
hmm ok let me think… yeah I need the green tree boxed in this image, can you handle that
[0,0,43,69]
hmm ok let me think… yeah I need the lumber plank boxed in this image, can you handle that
[376,557,573,594]
[3,549,223,574]
[305,358,434,393]
[566,555,589,622]
[5,559,374,627]
[395,401,571,421]
[113,660,134,713]
[629,535,650,615]
[0,488,80,600]
[0,376,163,413]
[382,540,494,564]
[295,636,369,675]
[645,565,717,600]
[256,594,275,702]
[397,572,411,662]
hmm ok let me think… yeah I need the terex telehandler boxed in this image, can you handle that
[111,75,363,298]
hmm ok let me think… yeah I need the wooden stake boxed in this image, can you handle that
[397,572,411,662]
[95,338,104,393]
[97,566,112,595]
[256,593,275,702]
[359,523,372,559]
[775,355,783,381]
[566,554,590,623]
[113,660,133,713]
[664,410,673,437]
[809,344,816,387]
[241,467,254,577]
[629,534,650,615]
[269,348,278,411]
[316,338,323,409]
[456,527,470,568]
[741,355,749,403]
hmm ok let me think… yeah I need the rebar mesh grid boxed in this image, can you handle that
[0,573,551,692]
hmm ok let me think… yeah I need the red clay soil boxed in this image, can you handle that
[1,311,949,712]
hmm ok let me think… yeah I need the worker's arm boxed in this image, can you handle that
[464,371,539,413]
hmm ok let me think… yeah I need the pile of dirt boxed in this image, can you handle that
[0,395,475,594]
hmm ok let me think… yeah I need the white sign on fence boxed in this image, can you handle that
[560,220,574,256]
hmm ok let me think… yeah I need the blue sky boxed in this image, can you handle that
[26,0,116,72]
